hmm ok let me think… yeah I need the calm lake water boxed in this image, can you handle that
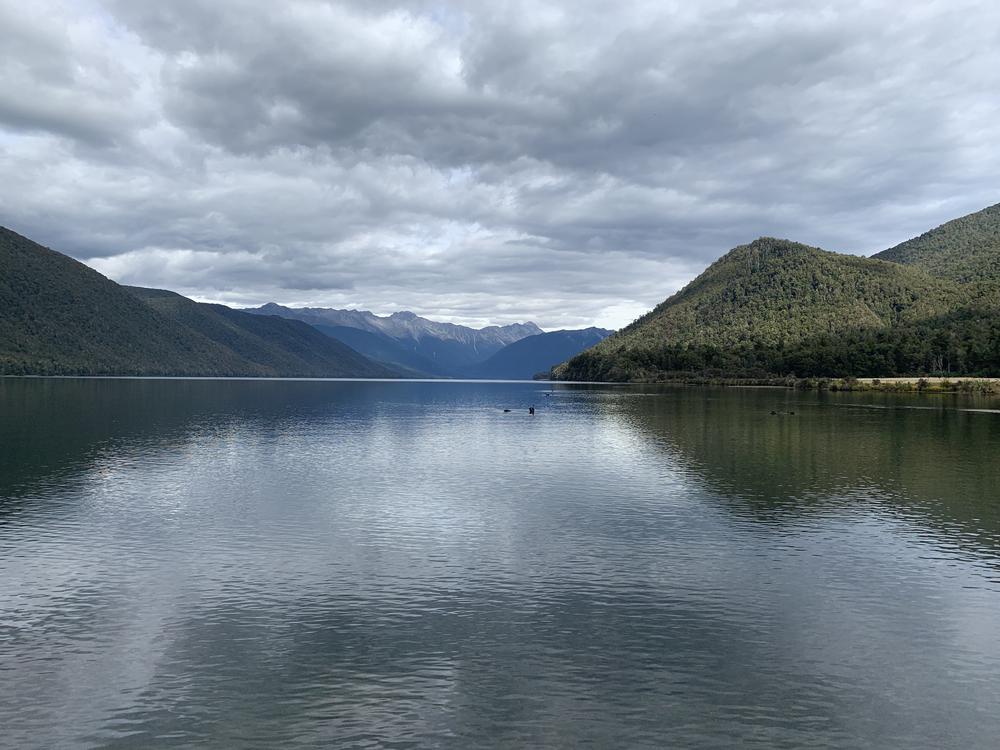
[1,378,999,749]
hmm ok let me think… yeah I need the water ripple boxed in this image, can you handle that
[1,379,999,749]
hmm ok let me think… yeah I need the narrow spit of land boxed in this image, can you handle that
[606,376,1000,394]
[851,377,1000,393]
[857,377,1000,384]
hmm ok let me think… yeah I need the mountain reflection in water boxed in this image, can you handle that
[1,378,998,749]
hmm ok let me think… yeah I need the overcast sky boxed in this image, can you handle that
[1,0,998,329]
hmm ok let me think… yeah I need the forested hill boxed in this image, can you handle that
[0,227,395,377]
[873,203,1000,283]
[555,232,1000,381]
[125,287,396,378]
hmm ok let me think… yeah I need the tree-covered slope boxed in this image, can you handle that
[873,203,1000,283]
[0,227,249,375]
[126,288,397,378]
[0,226,396,377]
[463,327,612,379]
[555,237,966,381]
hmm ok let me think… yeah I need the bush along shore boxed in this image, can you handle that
[798,376,1000,393]
[554,373,1000,394]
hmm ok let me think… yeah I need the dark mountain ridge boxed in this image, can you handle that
[0,227,395,378]
[462,327,612,379]
[125,287,395,378]
[309,324,441,377]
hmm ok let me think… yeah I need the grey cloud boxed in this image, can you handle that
[1,0,998,329]
[0,2,155,146]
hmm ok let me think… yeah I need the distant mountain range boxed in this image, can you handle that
[9,200,999,383]
[0,226,603,379]
[243,303,597,378]
[556,203,1000,381]
[0,227,394,378]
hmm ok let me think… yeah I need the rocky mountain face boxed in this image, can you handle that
[245,303,544,374]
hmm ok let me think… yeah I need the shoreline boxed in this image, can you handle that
[5,372,1000,394]
[557,375,1000,394]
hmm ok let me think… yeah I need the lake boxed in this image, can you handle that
[1,378,999,749]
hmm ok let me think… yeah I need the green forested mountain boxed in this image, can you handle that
[125,288,396,378]
[7,200,1000,382]
[556,223,1000,381]
[873,203,1000,283]
[0,227,395,377]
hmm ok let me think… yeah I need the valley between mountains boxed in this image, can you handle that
[3,201,999,382]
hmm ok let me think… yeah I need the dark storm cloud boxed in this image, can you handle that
[1,0,998,328]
